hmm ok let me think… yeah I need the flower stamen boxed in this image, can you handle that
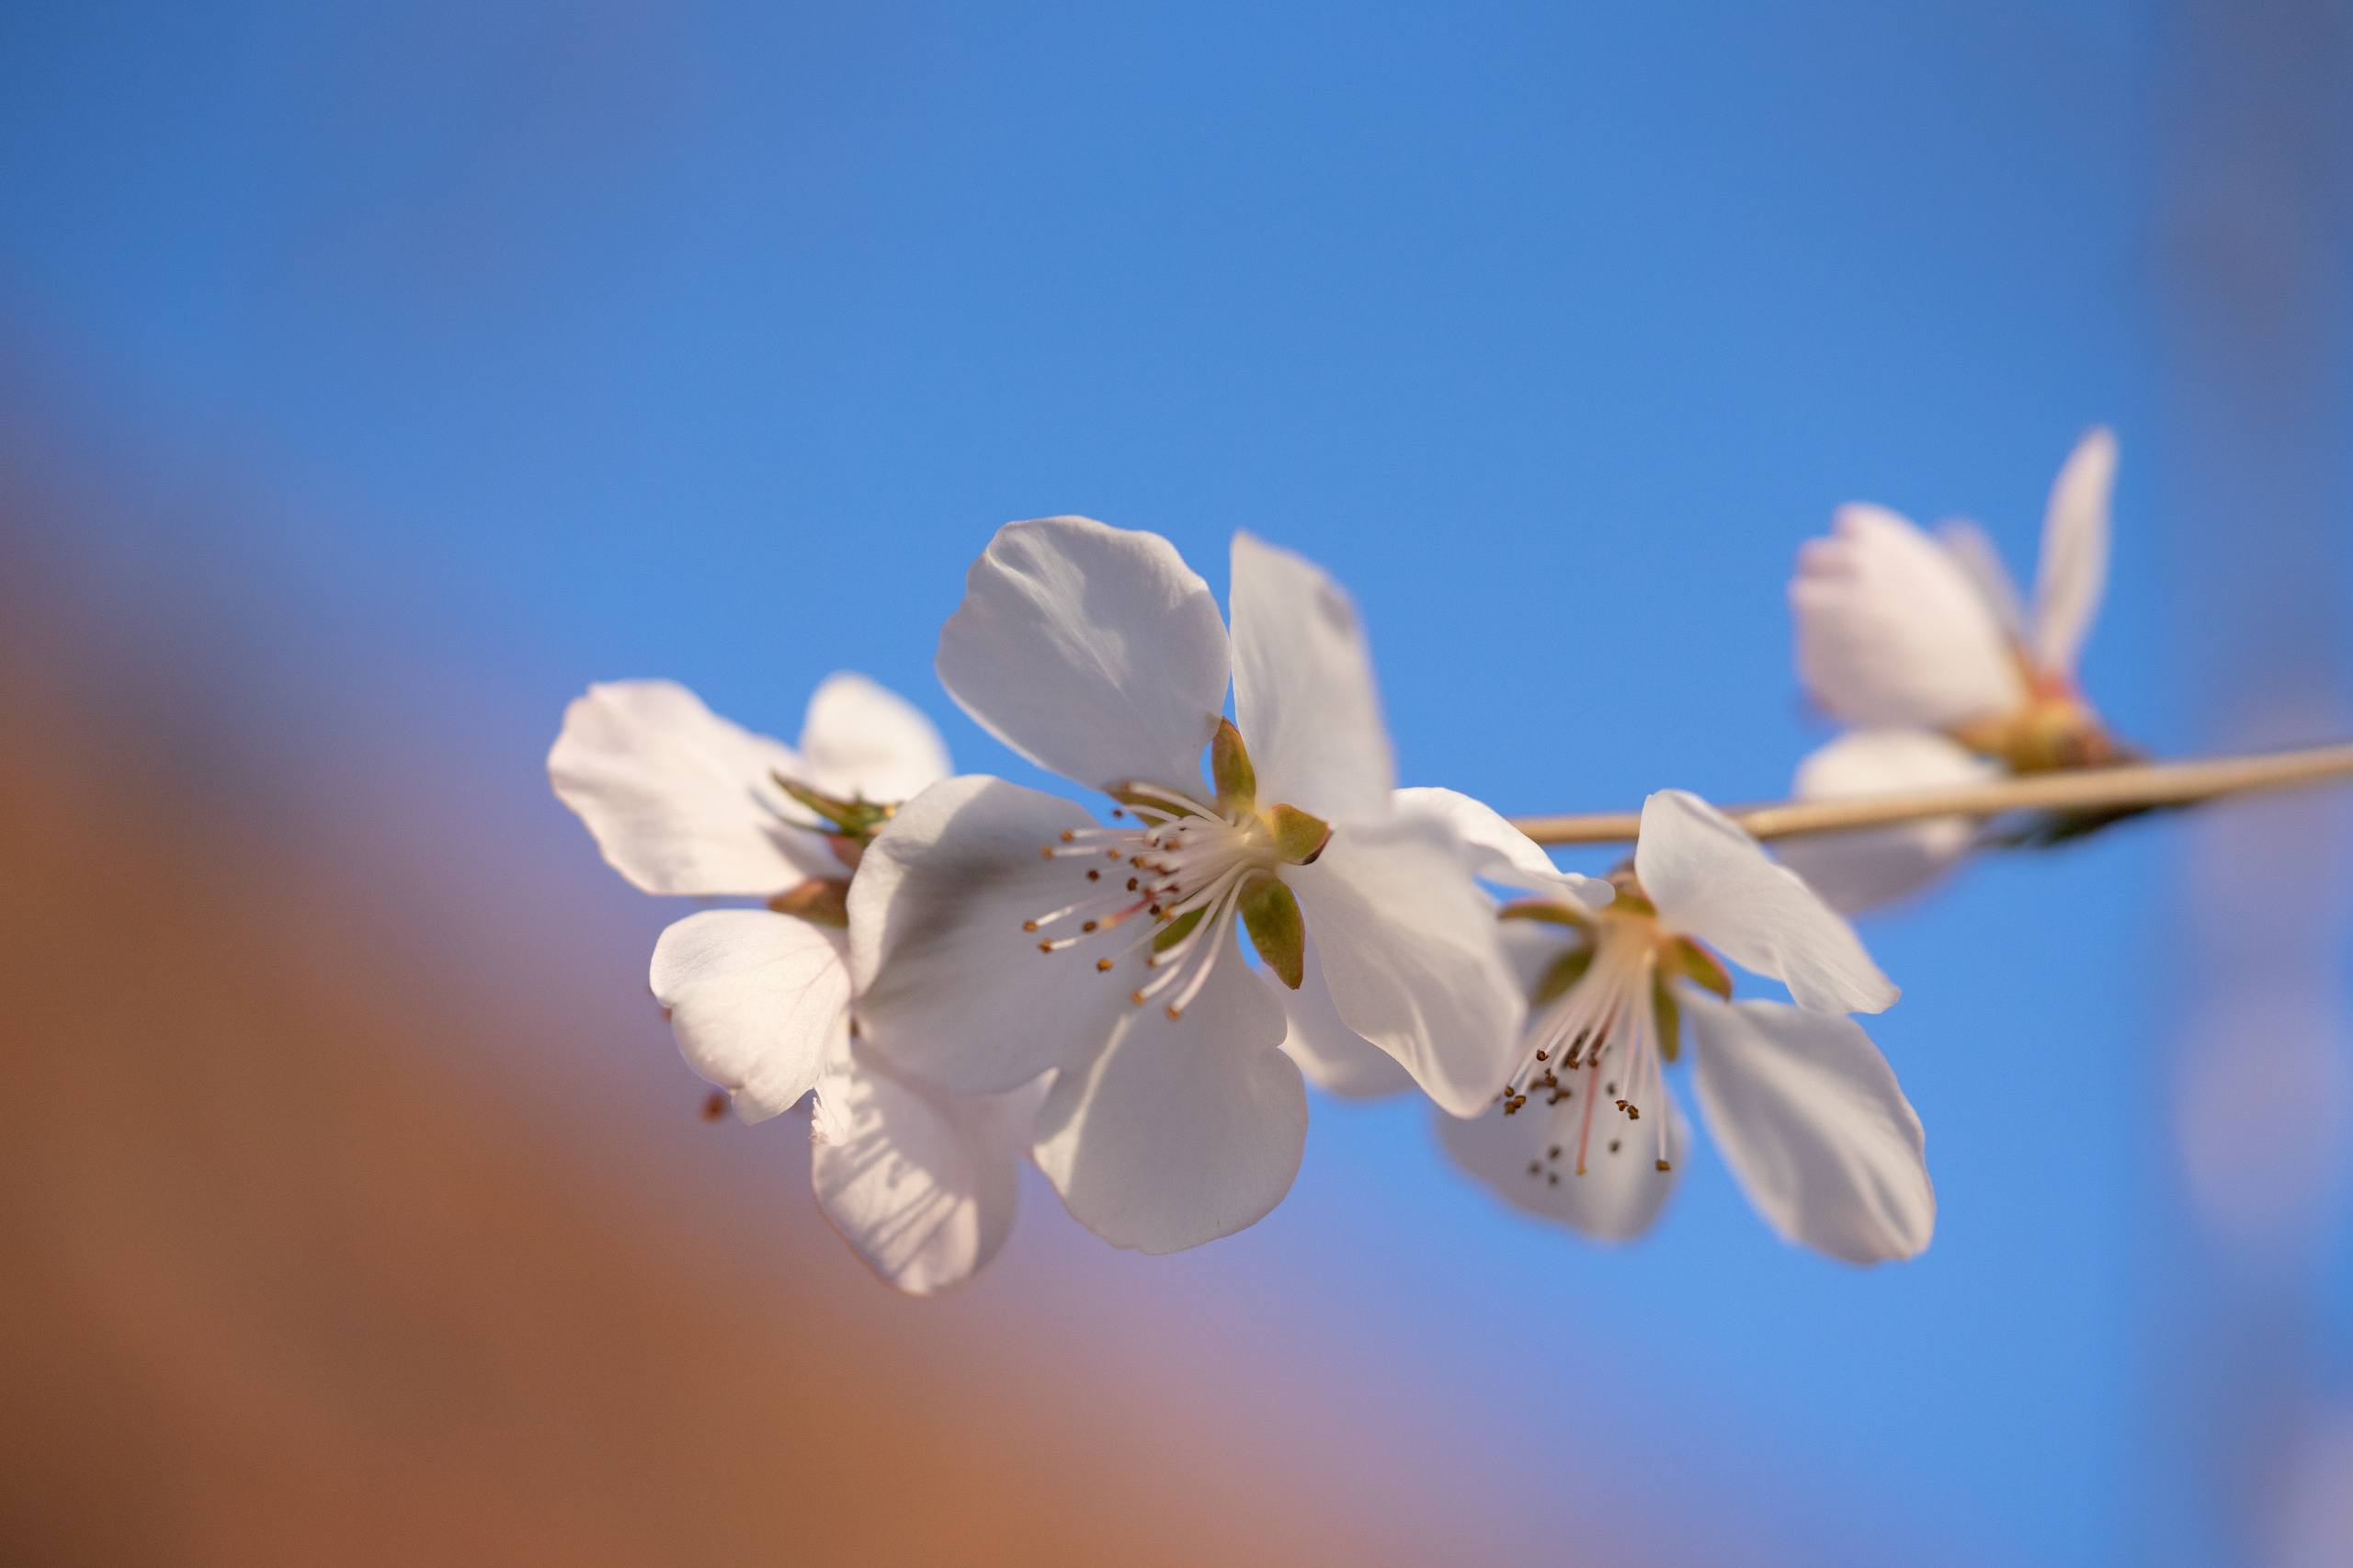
[1022,779,1284,1016]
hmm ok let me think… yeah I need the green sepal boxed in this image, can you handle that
[1497,898,1597,930]
[1607,887,1657,918]
[1664,937,1732,1000]
[1530,942,1594,1006]
[1266,803,1331,865]
[1651,974,1682,1063]
[771,770,895,846]
[768,878,851,929]
[1153,905,1206,953]
[1211,718,1257,814]
[1237,874,1305,989]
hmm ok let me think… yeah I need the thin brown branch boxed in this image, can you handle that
[1508,741,2353,846]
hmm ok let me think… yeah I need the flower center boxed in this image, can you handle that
[1950,661,2117,772]
[1027,782,1286,1020]
[1493,888,1727,1185]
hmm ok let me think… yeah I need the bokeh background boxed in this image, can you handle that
[5,3,2349,1563]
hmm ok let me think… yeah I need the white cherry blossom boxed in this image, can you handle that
[851,519,1557,1254]
[549,674,1029,1295]
[1782,428,2121,912]
[1436,790,1934,1265]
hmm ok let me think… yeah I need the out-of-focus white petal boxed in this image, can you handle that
[1228,531,1394,822]
[1031,938,1304,1253]
[1437,1079,1684,1240]
[549,679,835,894]
[1935,519,2027,640]
[1279,931,1415,1097]
[1289,812,1524,1117]
[649,909,849,1122]
[1791,503,2025,728]
[1392,786,1611,905]
[1773,731,1999,915]
[1686,994,1933,1264]
[2031,426,2117,676]
[1635,790,1898,1015]
[808,1052,1036,1295]
[848,776,1131,1095]
[797,672,952,805]
[936,517,1230,794]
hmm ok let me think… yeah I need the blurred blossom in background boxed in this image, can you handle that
[3,3,2347,1564]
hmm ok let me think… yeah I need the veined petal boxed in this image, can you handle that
[1228,532,1394,821]
[649,909,849,1122]
[2032,426,2118,676]
[1032,937,1304,1253]
[936,517,1230,794]
[1392,786,1610,904]
[550,679,835,894]
[1685,994,1934,1264]
[1791,503,2025,728]
[1437,1079,1684,1240]
[1773,730,1999,915]
[808,1051,1037,1295]
[1289,812,1524,1118]
[848,776,1132,1094]
[798,672,952,805]
[1635,790,1898,1015]
[1279,931,1415,1097]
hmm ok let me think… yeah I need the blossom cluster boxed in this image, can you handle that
[550,432,2120,1291]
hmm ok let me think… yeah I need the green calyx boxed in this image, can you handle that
[768,878,851,929]
[1651,974,1682,1063]
[1153,905,1206,953]
[1497,897,1597,931]
[1663,937,1732,1000]
[1265,803,1330,865]
[1531,942,1594,1006]
[1238,872,1306,989]
[771,770,896,846]
[1211,718,1257,814]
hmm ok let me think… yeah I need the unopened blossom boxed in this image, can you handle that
[549,674,1033,1295]
[1780,428,2120,911]
[851,518,1556,1254]
[1428,790,1934,1264]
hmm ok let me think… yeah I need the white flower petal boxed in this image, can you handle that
[1436,1077,1684,1240]
[1289,812,1525,1118]
[936,517,1230,794]
[797,672,952,806]
[1934,519,2028,640]
[1228,532,1393,821]
[549,680,835,894]
[1392,786,1610,904]
[1685,994,1934,1264]
[1635,790,1898,1015]
[1031,937,1304,1253]
[2031,426,2117,676]
[1279,931,1415,1097]
[1773,731,2000,915]
[649,909,850,1122]
[848,776,1132,1095]
[1791,503,2025,728]
[808,1051,1035,1295]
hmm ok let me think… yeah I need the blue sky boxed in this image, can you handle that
[13,3,2341,1563]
